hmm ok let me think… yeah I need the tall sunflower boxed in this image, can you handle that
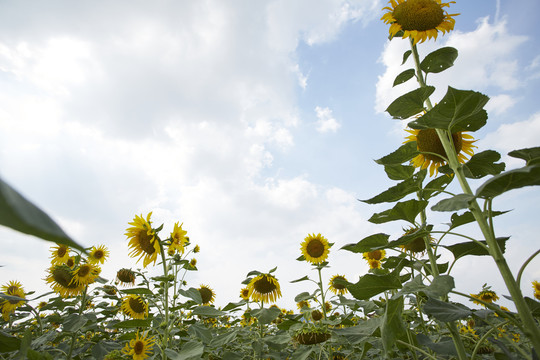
[198,285,216,305]
[122,331,156,360]
[248,273,282,303]
[405,128,476,177]
[301,233,330,264]
[50,244,70,265]
[381,0,458,44]
[45,265,84,298]
[0,280,26,320]
[88,245,109,264]
[168,222,188,255]
[121,295,149,320]
[329,275,349,295]
[125,212,161,268]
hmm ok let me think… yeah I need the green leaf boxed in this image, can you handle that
[120,288,154,296]
[420,47,458,74]
[393,69,416,87]
[524,297,540,318]
[386,86,435,120]
[0,177,85,251]
[448,210,508,230]
[431,194,475,212]
[111,319,152,329]
[423,297,472,321]
[375,142,418,165]
[384,164,415,180]
[362,170,426,204]
[462,150,505,179]
[173,340,204,360]
[421,174,453,200]
[476,165,540,199]
[443,237,509,260]
[0,331,20,353]
[402,50,412,65]
[178,288,202,304]
[399,275,454,298]
[508,146,540,166]
[294,292,313,302]
[381,296,407,356]
[221,301,244,311]
[408,87,489,133]
[290,276,310,283]
[341,233,390,253]
[368,199,428,225]
[192,306,224,317]
[386,226,432,249]
[290,347,313,360]
[250,307,282,324]
[63,313,87,332]
[210,329,238,347]
[222,352,243,360]
[348,274,402,300]
[417,334,458,357]
[188,323,213,344]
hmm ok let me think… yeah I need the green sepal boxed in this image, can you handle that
[340,233,390,253]
[420,47,458,74]
[368,199,428,224]
[442,237,509,260]
[384,164,415,180]
[462,150,506,179]
[508,146,540,165]
[348,273,402,301]
[408,87,489,133]
[476,164,540,199]
[362,170,426,204]
[386,86,435,120]
[393,69,416,87]
[375,142,418,165]
[431,194,476,212]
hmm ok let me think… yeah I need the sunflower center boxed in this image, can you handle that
[332,277,346,290]
[57,246,67,257]
[393,0,445,31]
[78,265,90,277]
[7,286,18,294]
[53,267,78,289]
[254,276,277,294]
[93,250,104,259]
[416,129,462,162]
[368,250,384,261]
[199,287,214,304]
[66,258,75,267]
[306,239,325,258]
[404,237,427,253]
[134,340,144,354]
[129,297,146,314]
[117,269,136,283]
[242,289,249,297]
[137,230,156,255]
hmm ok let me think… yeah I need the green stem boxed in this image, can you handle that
[316,266,327,320]
[66,286,88,360]
[396,340,438,360]
[158,241,170,360]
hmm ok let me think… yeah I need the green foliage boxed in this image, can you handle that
[386,86,435,119]
[420,47,458,74]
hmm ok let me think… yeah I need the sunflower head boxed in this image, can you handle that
[381,0,458,44]
[198,285,216,305]
[122,331,156,359]
[533,281,540,292]
[50,244,70,265]
[0,281,26,319]
[71,262,101,287]
[248,273,282,303]
[311,309,323,321]
[297,300,311,310]
[368,259,382,269]
[329,275,349,295]
[301,233,331,265]
[88,245,109,264]
[168,222,188,255]
[45,265,84,298]
[121,295,148,319]
[399,227,434,255]
[363,249,386,261]
[117,268,137,286]
[240,287,250,301]
[125,212,161,268]
[471,286,499,306]
[193,244,200,253]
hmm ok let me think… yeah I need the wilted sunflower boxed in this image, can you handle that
[301,233,330,264]
[121,295,148,319]
[117,268,136,286]
[0,280,26,320]
[198,285,216,305]
[405,128,476,177]
[471,287,499,306]
[71,263,101,287]
[239,287,250,301]
[50,244,70,265]
[125,212,161,268]
[122,331,156,360]
[88,245,109,264]
[329,275,349,295]
[45,265,84,298]
[168,222,188,255]
[248,273,282,303]
[399,227,434,255]
[381,0,458,44]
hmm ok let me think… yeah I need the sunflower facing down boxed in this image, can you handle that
[168,222,188,255]
[122,331,156,360]
[248,273,282,303]
[117,268,137,287]
[121,295,149,320]
[381,0,458,45]
[198,285,216,305]
[301,233,331,264]
[125,212,161,268]
[400,227,434,255]
[0,280,26,320]
[471,287,499,306]
[329,275,349,296]
[405,128,476,177]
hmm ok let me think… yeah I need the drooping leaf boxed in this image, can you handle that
[421,174,453,200]
[348,274,402,300]
[442,237,509,260]
[341,233,390,253]
[362,170,426,204]
[178,288,203,304]
[417,334,459,357]
[384,164,415,180]
[524,297,540,318]
[385,226,432,249]
[290,276,310,283]
[294,292,313,302]
[192,306,224,317]
[250,307,282,324]
[393,69,416,87]
[508,146,540,166]
[0,331,20,353]
[221,301,244,312]
[448,210,509,230]
[476,165,540,199]
[173,340,204,360]
[423,297,472,321]
[63,313,88,332]
[188,323,213,344]
[381,296,407,356]
[210,329,238,347]
[290,347,313,360]
[408,87,489,133]
[375,142,418,165]
[368,199,428,224]
[462,150,506,179]
[386,86,435,120]
[0,177,85,251]
[431,194,475,212]
[420,47,458,74]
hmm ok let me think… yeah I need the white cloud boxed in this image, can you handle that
[315,106,341,133]
[485,94,518,116]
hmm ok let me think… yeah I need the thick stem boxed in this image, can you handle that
[158,241,170,360]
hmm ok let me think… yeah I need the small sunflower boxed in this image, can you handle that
[0,280,26,320]
[311,309,323,321]
[122,331,156,360]
[297,300,311,310]
[189,258,197,268]
[198,285,216,305]
[363,249,386,262]
[248,273,282,303]
[239,287,250,301]
[399,227,434,255]
[381,0,458,45]
[301,233,331,264]
[193,244,200,253]
[71,263,101,287]
[405,128,476,177]
[121,295,148,319]
[168,222,188,255]
[471,287,499,306]
[88,245,110,264]
[125,212,161,268]
[532,281,540,293]
[65,256,77,269]
[368,259,382,269]
[50,244,70,265]
[329,275,349,295]
[117,268,137,286]
[45,265,84,298]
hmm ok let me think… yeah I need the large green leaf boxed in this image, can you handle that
[386,86,435,119]
[348,274,402,300]
[111,319,152,329]
[423,298,472,321]
[63,313,88,332]
[448,210,508,230]
[210,329,238,347]
[399,275,454,298]
[0,177,85,251]
[251,307,281,324]
[393,69,416,87]
[170,341,204,360]
[476,164,540,199]
[188,323,213,344]
[421,174,453,200]
[120,288,154,296]
[341,233,390,253]
[384,164,415,181]
[368,199,428,224]
[420,47,458,74]
[362,170,426,204]
[508,146,540,165]
[375,142,418,165]
[442,237,509,260]
[462,150,505,179]
[417,334,458,357]
[381,296,407,356]
[431,194,475,212]
[178,288,203,304]
[0,331,20,353]
[408,87,489,133]
[192,306,224,317]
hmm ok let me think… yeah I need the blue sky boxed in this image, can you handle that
[1,0,539,311]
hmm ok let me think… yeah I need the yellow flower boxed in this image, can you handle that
[301,233,330,264]
[532,280,540,292]
[121,295,148,320]
[125,212,161,268]
[248,273,282,303]
[367,259,382,269]
[363,249,386,262]
[168,222,188,255]
[45,265,85,298]
[0,280,26,320]
[381,0,458,45]
[88,245,109,264]
[471,287,499,306]
[198,285,216,305]
[399,227,434,255]
[71,263,101,287]
[297,300,311,310]
[122,331,156,360]
[117,268,137,287]
[405,128,476,177]
[50,244,70,265]
[65,256,76,269]
[193,245,200,253]
[190,258,197,267]
[329,275,349,296]
[240,287,250,301]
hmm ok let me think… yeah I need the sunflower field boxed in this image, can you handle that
[2,1,540,359]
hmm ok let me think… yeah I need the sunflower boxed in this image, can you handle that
[297,300,311,310]
[189,258,197,267]
[471,288,499,306]
[122,331,156,360]
[368,259,382,269]
[71,263,101,287]
[329,275,349,295]
[88,245,110,264]
[121,295,148,319]
[248,273,282,303]
[301,233,330,264]
[198,285,216,305]
[45,265,85,298]
[50,244,70,265]
[0,280,26,320]
[399,227,434,255]
[193,244,200,253]
[125,212,161,268]
[168,222,188,255]
[363,249,386,262]
[405,128,476,177]
[117,268,137,286]
[381,0,458,45]
[239,287,250,301]
[533,281,540,293]
[65,256,76,269]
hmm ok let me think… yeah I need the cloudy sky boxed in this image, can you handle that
[1,0,539,311]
